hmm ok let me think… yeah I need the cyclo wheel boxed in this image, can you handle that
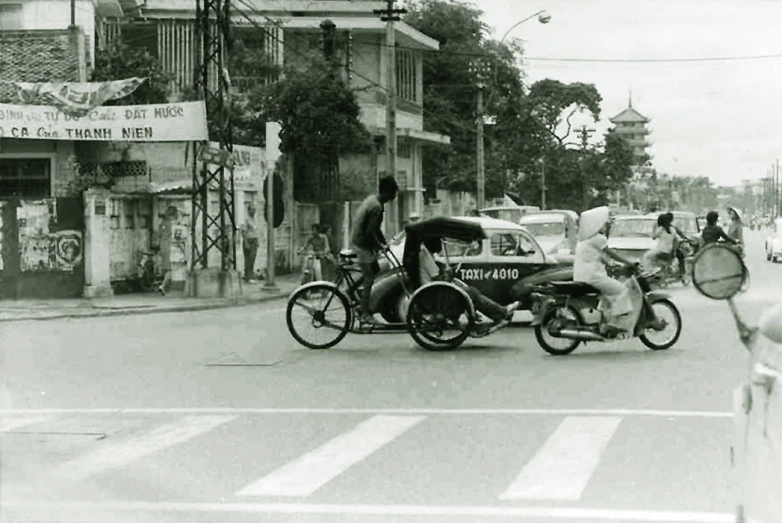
[406,282,473,351]
[286,283,351,349]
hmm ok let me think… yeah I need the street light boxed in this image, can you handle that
[500,10,551,44]
[474,10,552,210]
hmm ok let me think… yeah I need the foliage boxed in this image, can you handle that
[404,0,620,208]
[91,42,174,105]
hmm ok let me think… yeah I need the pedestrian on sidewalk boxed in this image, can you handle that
[242,204,260,282]
[157,205,178,296]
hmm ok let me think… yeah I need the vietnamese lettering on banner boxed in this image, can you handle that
[203,141,263,189]
[0,101,208,142]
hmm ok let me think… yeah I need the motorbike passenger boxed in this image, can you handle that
[642,213,676,272]
[726,206,745,256]
[575,206,647,337]
[350,175,399,327]
[701,211,737,248]
[420,236,519,330]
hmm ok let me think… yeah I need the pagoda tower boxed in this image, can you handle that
[609,92,652,171]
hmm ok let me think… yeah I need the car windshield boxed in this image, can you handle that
[522,221,565,237]
[482,209,521,223]
[674,217,698,235]
[610,219,656,238]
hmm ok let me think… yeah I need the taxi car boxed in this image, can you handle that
[764,217,782,262]
[373,216,572,322]
[479,205,540,224]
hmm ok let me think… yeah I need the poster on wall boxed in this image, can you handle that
[53,231,83,271]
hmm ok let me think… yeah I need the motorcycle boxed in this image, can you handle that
[646,239,698,288]
[530,265,683,356]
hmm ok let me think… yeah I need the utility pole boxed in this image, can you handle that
[374,0,406,234]
[539,158,547,210]
[70,0,76,26]
[469,59,491,209]
[577,125,595,211]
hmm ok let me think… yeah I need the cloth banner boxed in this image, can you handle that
[5,78,146,118]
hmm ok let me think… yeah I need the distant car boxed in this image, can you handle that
[519,211,578,260]
[765,218,782,262]
[374,216,573,321]
[479,205,540,224]
[607,215,658,262]
[666,211,700,239]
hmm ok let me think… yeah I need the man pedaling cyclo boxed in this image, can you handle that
[350,175,519,330]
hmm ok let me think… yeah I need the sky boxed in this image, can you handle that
[474,0,782,187]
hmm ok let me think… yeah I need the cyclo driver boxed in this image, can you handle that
[350,175,399,327]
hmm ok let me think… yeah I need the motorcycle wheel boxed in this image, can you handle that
[639,299,682,351]
[534,305,583,356]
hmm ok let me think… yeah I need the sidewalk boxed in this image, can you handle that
[0,274,302,323]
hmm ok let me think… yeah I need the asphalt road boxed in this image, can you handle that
[0,229,778,523]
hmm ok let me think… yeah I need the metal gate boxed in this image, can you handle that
[0,197,85,299]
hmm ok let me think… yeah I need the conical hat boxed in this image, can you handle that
[578,206,610,241]
[727,206,743,223]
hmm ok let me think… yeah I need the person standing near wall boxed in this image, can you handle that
[241,204,260,282]
[157,206,178,296]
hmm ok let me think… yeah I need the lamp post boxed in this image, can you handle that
[538,157,546,210]
[473,10,551,210]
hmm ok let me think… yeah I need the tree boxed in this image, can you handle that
[526,80,602,145]
[91,42,173,105]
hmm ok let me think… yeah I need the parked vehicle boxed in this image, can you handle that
[353,216,573,323]
[689,244,780,523]
[286,217,538,351]
[765,218,782,262]
[519,210,578,259]
[479,205,540,224]
[529,265,682,356]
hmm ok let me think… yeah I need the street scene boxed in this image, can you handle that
[0,231,777,523]
[3,0,782,522]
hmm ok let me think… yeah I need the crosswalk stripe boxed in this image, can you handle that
[50,415,235,483]
[235,415,425,497]
[0,415,53,432]
[499,416,622,501]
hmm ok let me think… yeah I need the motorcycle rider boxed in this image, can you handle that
[701,210,738,247]
[575,206,649,337]
[643,213,676,272]
[726,206,745,256]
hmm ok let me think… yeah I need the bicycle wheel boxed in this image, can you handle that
[406,283,473,351]
[740,265,750,293]
[286,284,351,349]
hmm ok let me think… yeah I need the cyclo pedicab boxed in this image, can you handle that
[285,217,515,351]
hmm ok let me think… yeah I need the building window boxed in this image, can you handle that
[0,158,51,200]
[398,143,412,158]
[396,48,418,103]
[118,23,159,59]
[0,4,22,31]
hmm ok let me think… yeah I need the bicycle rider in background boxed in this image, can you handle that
[298,223,332,281]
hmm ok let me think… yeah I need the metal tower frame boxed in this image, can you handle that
[192,0,236,271]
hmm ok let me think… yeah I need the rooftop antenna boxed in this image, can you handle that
[629,89,633,109]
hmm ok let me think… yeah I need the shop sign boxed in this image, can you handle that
[0,101,208,142]
[204,141,262,190]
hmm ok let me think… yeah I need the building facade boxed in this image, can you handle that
[100,0,450,237]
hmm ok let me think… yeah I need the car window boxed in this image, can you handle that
[610,219,656,238]
[443,239,482,257]
[489,231,543,261]
[521,221,565,236]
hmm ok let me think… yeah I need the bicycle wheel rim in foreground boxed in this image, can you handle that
[639,299,682,350]
[286,284,350,349]
[406,285,471,351]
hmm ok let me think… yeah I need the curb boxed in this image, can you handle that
[0,291,291,323]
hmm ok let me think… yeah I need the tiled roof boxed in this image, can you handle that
[609,107,649,123]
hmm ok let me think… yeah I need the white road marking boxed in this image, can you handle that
[0,501,735,522]
[0,407,733,417]
[0,415,52,432]
[235,415,425,497]
[51,416,235,482]
[500,416,622,501]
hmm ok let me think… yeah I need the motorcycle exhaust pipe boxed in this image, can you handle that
[557,329,604,341]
